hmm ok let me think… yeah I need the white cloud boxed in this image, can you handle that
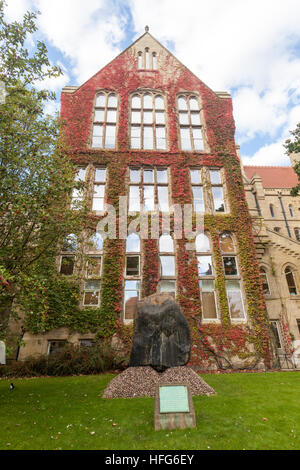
[4,0,32,21]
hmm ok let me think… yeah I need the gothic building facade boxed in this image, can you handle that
[15,29,300,369]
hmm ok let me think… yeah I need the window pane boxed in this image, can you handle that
[107,94,117,108]
[192,186,204,212]
[132,95,141,108]
[92,124,103,147]
[152,53,157,69]
[179,112,189,125]
[161,280,176,295]
[143,126,154,149]
[126,233,140,252]
[124,281,139,320]
[138,52,142,69]
[87,257,101,277]
[130,169,140,183]
[75,168,85,181]
[132,111,141,123]
[131,125,141,149]
[220,233,234,253]
[226,282,244,319]
[126,256,140,276]
[192,128,204,150]
[92,197,104,211]
[85,280,101,291]
[84,291,100,306]
[212,187,225,212]
[154,95,163,109]
[159,235,174,252]
[107,110,117,122]
[60,256,75,275]
[143,185,154,211]
[94,109,105,122]
[190,169,201,184]
[95,168,106,182]
[157,169,168,183]
[259,268,270,295]
[180,127,192,150]
[93,185,105,198]
[270,322,282,348]
[156,126,166,150]
[144,169,154,183]
[160,256,175,276]
[178,96,187,110]
[158,186,169,211]
[104,125,116,148]
[210,170,221,184]
[88,233,103,252]
[155,111,165,124]
[191,112,201,125]
[145,50,150,69]
[143,94,152,108]
[63,234,77,252]
[129,186,140,211]
[200,280,217,319]
[223,256,238,276]
[197,256,213,276]
[95,93,105,107]
[143,110,153,124]
[285,269,297,295]
[189,97,199,110]
[196,233,210,252]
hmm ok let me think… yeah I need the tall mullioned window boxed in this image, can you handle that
[220,232,245,320]
[92,92,118,149]
[83,233,103,306]
[92,167,106,211]
[130,92,166,150]
[159,234,176,296]
[124,233,141,320]
[177,95,204,151]
[210,169,225,213]
[128,168,170,212]
[197,232,218,320]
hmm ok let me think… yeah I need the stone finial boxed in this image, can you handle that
[145,25,149,32]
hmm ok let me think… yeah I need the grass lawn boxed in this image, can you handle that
[0,371,300,450]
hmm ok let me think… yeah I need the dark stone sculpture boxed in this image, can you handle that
[129,293,191,371]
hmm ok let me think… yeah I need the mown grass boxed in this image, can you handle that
[0,371,300,450]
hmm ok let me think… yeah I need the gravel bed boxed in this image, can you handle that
[102,366,215,399]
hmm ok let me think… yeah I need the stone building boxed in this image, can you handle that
[242,155,300,367]
[15,28,299,369]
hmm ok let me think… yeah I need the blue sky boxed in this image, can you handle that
[5,0,300,166]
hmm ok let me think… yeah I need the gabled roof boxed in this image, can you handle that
[244,165,298,189]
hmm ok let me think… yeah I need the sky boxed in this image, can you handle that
[4,0,300,166]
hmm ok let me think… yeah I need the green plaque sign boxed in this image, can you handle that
[159,385,190,413]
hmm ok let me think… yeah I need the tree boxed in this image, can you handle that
[0,1,88,338]
[284,122,300,196]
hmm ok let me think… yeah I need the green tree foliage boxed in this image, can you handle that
[284,122,300,196]
[0,1,88,337]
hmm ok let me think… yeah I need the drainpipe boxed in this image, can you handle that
[253,191,262,216]
[278,194,291,238]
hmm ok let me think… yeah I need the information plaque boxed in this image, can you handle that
[154,382,196,430]
[159,385,189,413]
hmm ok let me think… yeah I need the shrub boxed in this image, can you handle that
[0,342,129,378]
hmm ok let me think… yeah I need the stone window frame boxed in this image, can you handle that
[176,92,210,153]
[137,48,158,70]
[270,320,283,349]
[294,227,300,242]
[90,90,119,150]
[196,231,219,322]
[158,234,177,297]
[129,90,168,151]
[123,233,142,323]
[220,232,246,321]
[82,232,104,307]
[47,340,67,355]
[128,167,171,213]
[284,264,299,296]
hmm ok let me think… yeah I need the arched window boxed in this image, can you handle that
[152,52,157,69]
[130,92,166,150]
[295,228,300,242]
[177,94,204,151]
[259,267,270,295]
[83,232,103,306]
[137,51,142,69]
[124,233,141,320]
[270,204,275,217]
[289,204,294,217]
[145,48,150,69]
[92,91,118,149]
[197,232,218,319]
[285,266,298,295]
[159,234,176,295]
